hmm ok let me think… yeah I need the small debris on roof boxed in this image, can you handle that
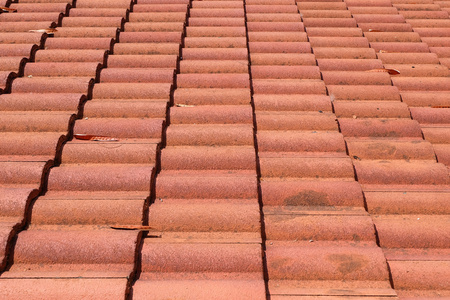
[28,28,58,36]
[0,6,17,12]
[366,68,401,75]
[110,225,155,231]
[74,134,119,141]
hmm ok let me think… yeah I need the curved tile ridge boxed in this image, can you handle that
[346,0,449,298]
[0,0,161,299]
[392,0,450,171]
[131,0,267,299]
[0,1,65,30]
[0,0,77,275]
[0,0,59,94]
[251,0,395,297]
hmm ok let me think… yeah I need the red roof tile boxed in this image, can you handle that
[313,46,377,58]
[266,241,390,280]
[247,13,301,22]
[246,4,299,13]
[156,171,258,199]
[185,36,246,48]
[171,105,253,124]
[69,8,129,18]
[365,189,450,214]
[360,22,414,31]
[322,70,393,84]
[166,124,254,146]
[149,198,260,232]
[0,12,63,23]
[8,229,139,276]
[12,77,94,94]
[378,51,440,63]
[260,156,355,178]
[174,88,251,105]
[251,52,316,64]
[188,17,245,27]
[133,280,265,300]
[307,27,363,36]
[340,118,423,137]
[76,0,132,9]
[299,2,348,10]
[183,47,248,60]
[142,242,262,274]
[177,73,250,88]
[257,111,337,130]
[253,79,327,94]
[355,160,449,184]
[258,131,345,152]
[24,62,101,78]
[254,94,332,111]
[334,101,411,117]
[389,261,450,295]
[374,215,450,248]
[100,68,174,83]
[347,139,436,160]
[0,278,128,300]
[247,21,304,31]
[0,132,66,159]
[0,44,38,58]
[328,84,401,100]
[303,17,357,27]
[249,31,307,42]
[134,4,188,12]
[0,21,57,32]
[345,0,393,6]
[35,49,107,64]
[312,36,370,47]
[62,141,158,164]
[45,37,114,50]
[180,60,248,73]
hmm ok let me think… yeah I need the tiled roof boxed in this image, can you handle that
[0,0,449,298]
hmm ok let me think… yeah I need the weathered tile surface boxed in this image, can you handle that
[0,0,449,298]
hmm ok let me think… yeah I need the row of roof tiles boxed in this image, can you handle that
[1,0,178,299]
[247,0,392,296]
[244,0,448,298]
[139,0,265,298]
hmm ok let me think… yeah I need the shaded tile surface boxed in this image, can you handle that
[133,1,266,298]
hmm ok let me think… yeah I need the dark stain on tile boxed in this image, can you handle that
[283,190,329,206]
[327,253,368,275]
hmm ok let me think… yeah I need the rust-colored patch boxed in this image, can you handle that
[283,190,329,206]
[268,257,294,277]
[352,234,361,242]
[367,143,397,156]
[327,254,368,275]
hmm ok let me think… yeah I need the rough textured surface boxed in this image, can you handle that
[1,0,449,299]
[0,1,179,299]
